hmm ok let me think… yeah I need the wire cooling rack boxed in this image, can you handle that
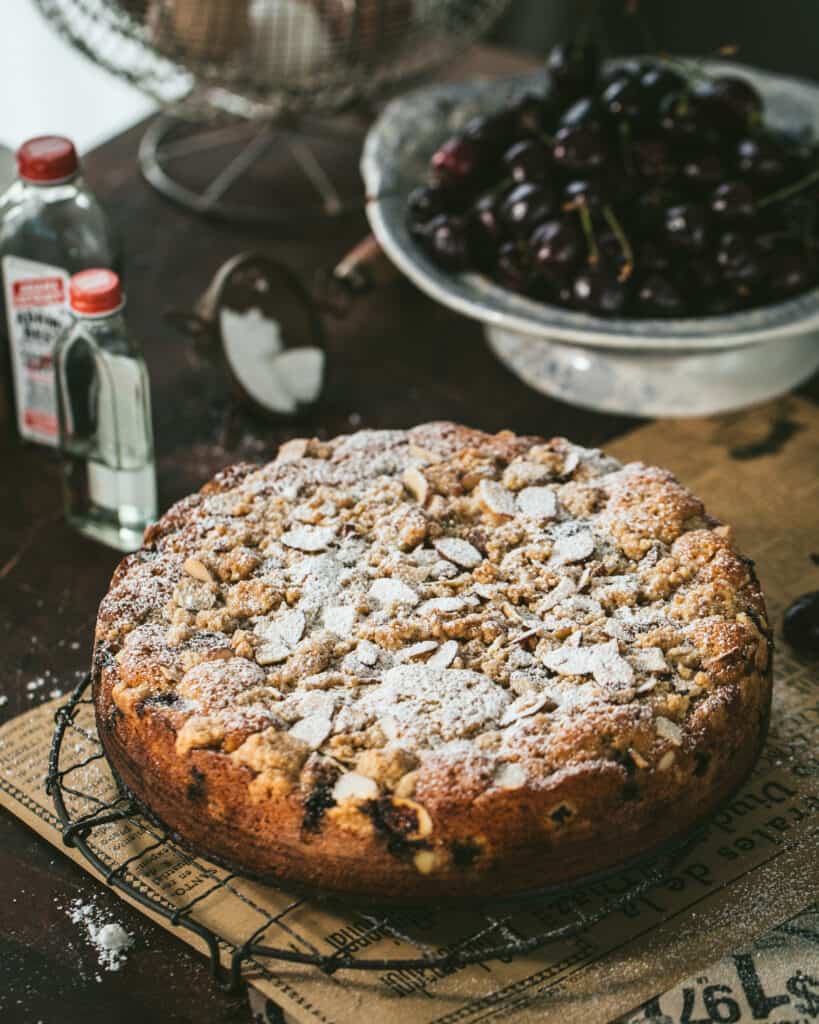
[47,673,701,994]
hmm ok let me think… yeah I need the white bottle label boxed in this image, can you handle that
[2,255,71,445]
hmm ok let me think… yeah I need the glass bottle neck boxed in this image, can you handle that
[70,310,129,350]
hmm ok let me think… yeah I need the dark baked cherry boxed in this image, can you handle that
[710,180,755,222]
[637,63,686,108]
[687,260,721,296]
[463,111,516,152]
[736,134,789,182]
[767,248,817,298]
[634,273,684,316]
[547,39,600,105]
[659,91,708,142]
[530,218,581,271]
[700,287,746,315]
[663,203,708,251]
[599,59,640,89]
[633,138,675,182]
[601,75,644,121]
[552,124,606,174]
[503,139,548,183]
[510,94,555,138]
[715,232,762,284]
[422,215,470,270]
[572,264,627,315]
[682,153,725,189]
[407,186,445,234]
[775,193,819,237]
[467,192,507,270]
[699,75,763,133]
[500,183,555,236]
[495,241,537,293]
[635,187,682,234]
[431,136,490,188]
[563,178,604,210]
[559,96,601,129]
[637,239,673,274]
[782,591,819,654]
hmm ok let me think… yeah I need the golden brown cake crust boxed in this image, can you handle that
[92,423,772,903]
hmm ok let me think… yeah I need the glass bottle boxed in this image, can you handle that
[0,136,119,445]
[55,270,157,553]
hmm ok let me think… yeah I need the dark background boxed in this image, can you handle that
[492,0,819,82]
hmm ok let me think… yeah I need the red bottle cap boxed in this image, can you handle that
[17,136,79,183]
[69,270,124,315]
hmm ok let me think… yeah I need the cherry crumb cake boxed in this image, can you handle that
[93,423,772,903]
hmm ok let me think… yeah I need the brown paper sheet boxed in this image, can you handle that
[1,396,818,1024]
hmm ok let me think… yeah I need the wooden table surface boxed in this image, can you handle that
[0,45,815,1024]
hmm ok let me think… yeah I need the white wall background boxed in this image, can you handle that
[0,0,154,156]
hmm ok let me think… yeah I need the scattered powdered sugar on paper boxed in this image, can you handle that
[67,897,134,972]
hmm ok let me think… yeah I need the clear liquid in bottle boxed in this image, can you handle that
[56,270,156,552]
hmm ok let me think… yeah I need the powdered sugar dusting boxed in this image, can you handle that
[67,898,133,972]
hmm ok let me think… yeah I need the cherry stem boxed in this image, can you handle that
[576,0,601,48]
[757,166,819,210]
[619,121,634,176]
[575,199,599,267]
[602,205,634,283]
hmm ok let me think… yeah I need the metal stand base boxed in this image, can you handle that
[139,110,367,227]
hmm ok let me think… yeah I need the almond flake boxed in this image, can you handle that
[255,641,290,666]
[256,609,305,649]
[427,639,458,668]
[631,647,668,674]
[276,437,309,462]
[500,692,556,725]
[402,466,429,505]
[433,537,482,569]
[355,640,380,667]
[288,714,333,749]
[591,639,635,688]
[368,578,419,608]
[539,576,576,612]
[183,557,213,583]
[658,750,676,771]
[543,644,598,677]
[550,528,595,565]
[281,525,336,552]
[502,460,550,490]
[516,486,557,521]
[397,640,439,662]
[323,605,357,635]
[477,478,516,516]
[494,762,528,789]
[333,771,379,801]
[417,595,473,616]
[656,716,683,746]
[561,450,580,477]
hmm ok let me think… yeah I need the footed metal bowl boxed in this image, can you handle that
[362,62,819,417]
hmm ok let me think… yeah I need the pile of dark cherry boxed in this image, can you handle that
[406,44,819,317]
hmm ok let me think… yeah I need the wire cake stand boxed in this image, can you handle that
[47,673,701,994]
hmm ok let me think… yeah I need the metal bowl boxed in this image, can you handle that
[362,63,819,416]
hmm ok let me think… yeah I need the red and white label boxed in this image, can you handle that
[12,276,65,308]
[2,255,70,445]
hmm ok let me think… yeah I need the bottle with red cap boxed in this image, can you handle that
[0,135,119,445]
[55,269,157,552]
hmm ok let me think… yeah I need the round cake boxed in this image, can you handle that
[93,423,772,903]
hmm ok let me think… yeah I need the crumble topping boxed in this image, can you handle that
[98,423,769,811]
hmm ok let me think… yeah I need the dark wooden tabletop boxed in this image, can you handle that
[0,45,814,1024]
